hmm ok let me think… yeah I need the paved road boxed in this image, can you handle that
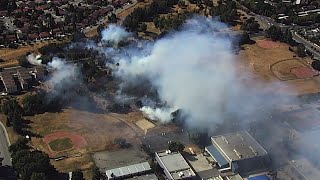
[292,32,320,59]
[234,0,320,59]
[0,121,11,166]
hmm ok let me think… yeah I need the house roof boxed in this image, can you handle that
[28,33,39,39]
[39,32,50,38]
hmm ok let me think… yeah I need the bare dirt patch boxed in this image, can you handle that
[291,67,318,79]
[51,153,95,172]
[256,39,280,49]
[135,119,155,132]
[270,59,310,81]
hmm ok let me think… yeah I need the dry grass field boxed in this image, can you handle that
[0,42,49,68]
[27,108,146,173]
[0,39,70,68]
[239,37,320,95]
[270,59,314,81]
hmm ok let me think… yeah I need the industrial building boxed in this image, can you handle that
[205,131,271,176]
[105,162,152,180]
[0,66,46,94]
[155,150,196,179]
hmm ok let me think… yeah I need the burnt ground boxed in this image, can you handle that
[141,125,193,152]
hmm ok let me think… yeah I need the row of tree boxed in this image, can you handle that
[266,25,308,57]
[1,99,25,134]
[266,25,294,45]
[8,138,101,180]
[153,13,188,31]
[123,0,179,31]
[9,138,59,180]
[240,17,260,33]
[210,0,239,25]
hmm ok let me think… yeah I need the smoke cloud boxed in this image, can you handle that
[101,24,132,45]
[101,16,294,129]
[141,106,173,122]
[47,58,79,91]
[26,53,43,66]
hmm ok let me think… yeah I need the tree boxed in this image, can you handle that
[0,157,16,179]
[109,13,117,23]
[22,94,45,115]
[188,131,208,147]
[311,60,320,71]
[31,172,47,180]
[18,56,31,67]
[1,99,25,133]
[178,0,185,7]
[12,150,56,180]
[210,0,239,25]
[139,23,147,32]
[266,25,282,41]
[149,160,163,176]
[168,141,185,152]
[72,170,84,180]
[297,44,306,57]
[114,138,128,148]
[240,32,252,45]
[1,99,23,116]
[92,167,102,180]
[0,0,9,11]
[9,138,29,153]
[241,17,260,33]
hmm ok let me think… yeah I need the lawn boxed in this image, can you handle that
[48,137,74,152]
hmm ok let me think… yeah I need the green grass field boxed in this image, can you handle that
[48,138,74,152]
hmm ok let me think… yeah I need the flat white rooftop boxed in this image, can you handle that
[106,162,151,179]
[156,151,196,179]
[211,131,268,162]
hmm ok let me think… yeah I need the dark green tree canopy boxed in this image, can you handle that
[168,141,185,152]
[71,170,84,180]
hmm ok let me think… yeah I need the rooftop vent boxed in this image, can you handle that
[178,172,184,177]
[237,134,244,141]
[222,136,229,144]
[233,149,242,158]
[249,146,258,155]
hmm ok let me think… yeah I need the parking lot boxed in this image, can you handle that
[92,147,148,172]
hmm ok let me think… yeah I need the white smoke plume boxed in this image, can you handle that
[26,53,43,66]
[141,106,173,122]
[47,58,79,88]
[101,24,132,45]
[102,16,294,129]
